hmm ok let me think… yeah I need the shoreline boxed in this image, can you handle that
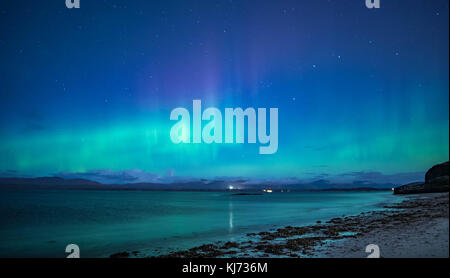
[111,192,449,258]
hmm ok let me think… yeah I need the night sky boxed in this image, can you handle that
[0,0,448,184]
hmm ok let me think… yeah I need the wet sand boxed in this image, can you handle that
[110,192,449,258]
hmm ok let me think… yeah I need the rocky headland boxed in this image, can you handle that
[394,161,449,194]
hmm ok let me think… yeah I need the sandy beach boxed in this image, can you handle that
[316,193,449,258]
[113,192,448,258]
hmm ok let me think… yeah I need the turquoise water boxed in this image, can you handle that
[0,189,402,258]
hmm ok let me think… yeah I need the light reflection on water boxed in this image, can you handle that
[228,200,233,233]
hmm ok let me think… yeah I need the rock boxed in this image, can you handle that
[424,161,449,193]
[222,241,239,249]
[425,161,449,183]
[394,182,425,194]
[394,161,449,194]
[425,176,449,193]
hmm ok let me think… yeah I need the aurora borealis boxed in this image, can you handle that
[0,0,448,183]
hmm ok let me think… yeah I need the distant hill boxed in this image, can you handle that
[0,176,394,191]
[0,177,101,189]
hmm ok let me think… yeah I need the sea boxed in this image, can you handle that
[0,189,405,257]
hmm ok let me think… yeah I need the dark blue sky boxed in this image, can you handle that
[0,0,448,184]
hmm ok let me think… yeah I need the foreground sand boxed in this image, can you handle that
[111,192,449,258]
[316,193,449,258]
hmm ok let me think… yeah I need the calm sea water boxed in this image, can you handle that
[0,189,403,257]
